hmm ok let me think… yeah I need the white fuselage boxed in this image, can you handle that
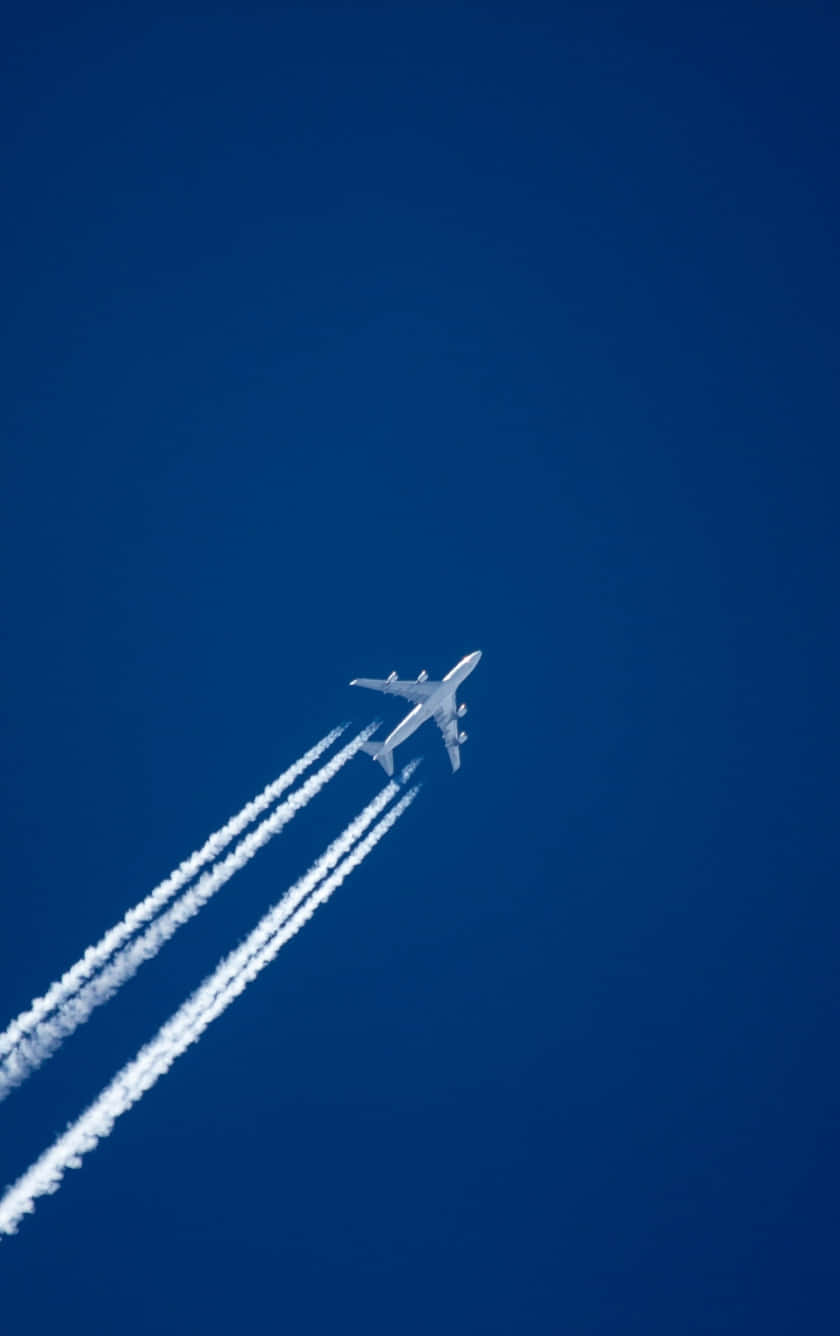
[381,651,481,752]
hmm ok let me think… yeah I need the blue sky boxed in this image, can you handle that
[1,4,837,1331]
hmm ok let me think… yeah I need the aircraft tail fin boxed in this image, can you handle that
[359,741,394,777]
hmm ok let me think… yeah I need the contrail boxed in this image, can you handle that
[117,766,419,1086]
[0,786,418,1237]
[0,726,377,1099]
[147,761,421,1061]
[0,726,344,1065]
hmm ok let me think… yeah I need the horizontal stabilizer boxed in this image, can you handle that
[359,741,394,777]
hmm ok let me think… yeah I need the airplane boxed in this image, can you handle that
[350,651,482,775]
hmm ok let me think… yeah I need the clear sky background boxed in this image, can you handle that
[1,3,837,1331]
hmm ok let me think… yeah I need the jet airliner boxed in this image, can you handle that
[350,651,482,775]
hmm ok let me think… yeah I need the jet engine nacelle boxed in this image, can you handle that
[458,731,468,744]
[457,704,467,718]
[417,670,429,682]
[386,672,398,683]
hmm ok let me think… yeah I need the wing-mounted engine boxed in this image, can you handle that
[457,703,467,718]
[386,671,397,683]
[417,670,428,682]
[458,731,468,744]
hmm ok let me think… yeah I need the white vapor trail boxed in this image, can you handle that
[0,785,418,1237]
[0,726,376,1099]
[146,761,420,1061]
[0,726,344,1065]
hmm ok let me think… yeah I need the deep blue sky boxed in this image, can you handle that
[1,4,837,1331]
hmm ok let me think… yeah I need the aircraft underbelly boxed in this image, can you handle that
[385,708,426,750]
[350,653,479,770]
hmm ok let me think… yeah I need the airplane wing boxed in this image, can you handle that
[350,677,437,704]
[433,696,461,772]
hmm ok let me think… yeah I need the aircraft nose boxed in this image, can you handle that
[471,650,482,665]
